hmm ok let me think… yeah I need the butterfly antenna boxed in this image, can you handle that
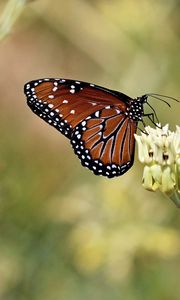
[145,94,171,108]
[147,93,179,102]
[146,93,180,108]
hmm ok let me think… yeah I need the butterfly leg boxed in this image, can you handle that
[143,113,162,128]
[138,118,147,133]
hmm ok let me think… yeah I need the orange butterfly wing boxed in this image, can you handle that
[24,78,138,177]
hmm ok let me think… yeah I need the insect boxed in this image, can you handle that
[24,78,177,178]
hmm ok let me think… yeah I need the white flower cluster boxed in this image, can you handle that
[135,125,180,194]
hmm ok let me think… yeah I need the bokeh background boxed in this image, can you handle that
[0,0,180,299]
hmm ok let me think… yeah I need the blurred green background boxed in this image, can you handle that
[0,0,180,299]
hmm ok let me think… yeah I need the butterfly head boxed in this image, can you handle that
[138,94,148,103]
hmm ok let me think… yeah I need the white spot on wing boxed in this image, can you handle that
[48,104,54,108]
[81,121,86,126]
[95,111,100,118]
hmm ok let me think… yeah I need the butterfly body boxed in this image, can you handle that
[24,78,147,178]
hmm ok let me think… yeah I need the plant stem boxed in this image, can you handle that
[0,0,28,41]
[167,190,180,208]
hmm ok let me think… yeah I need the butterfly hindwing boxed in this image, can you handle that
[71,107,137,178]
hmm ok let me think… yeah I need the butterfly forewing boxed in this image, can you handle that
[24,78,138,177]
[25,78,129,131]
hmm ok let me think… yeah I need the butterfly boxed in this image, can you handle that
[24,78,175,178]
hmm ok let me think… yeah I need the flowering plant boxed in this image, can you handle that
[135,125,180,207]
